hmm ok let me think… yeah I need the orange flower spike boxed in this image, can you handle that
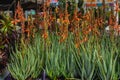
[84,11,90,21]
[14,1,25,34]
[59,13,64,18]
[11,19,20,25]
[49,15,54,22]
[63,19,70,24]
[109,16,113,25]
[74,15,80,21]
[46,0,50,7]
[42,12,46,18]
[113,24,119,30]
[42,32,48,40]
[114,0,120,12]
[118,25,120,32]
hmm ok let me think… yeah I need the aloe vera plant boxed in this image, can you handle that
[58,34,76,79]
[30,34,45,78]
[73,36,97,80]
[45,34,62,79]
[8,45,35,80]
[7,40,44,80]
[96,35,119,80]
[45,33,75,79]
[116,36,120,79]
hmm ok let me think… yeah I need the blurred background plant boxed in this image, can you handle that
[0,13,16,74]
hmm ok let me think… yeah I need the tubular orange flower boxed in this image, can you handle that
[11,19,20,25]
[109,15,113,25]
[63,19,70,24]
[75,17,80,21]
[113,24,119,30]
[42,32,48,40]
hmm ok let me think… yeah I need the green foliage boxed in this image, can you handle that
[31,34,45,78]
[0,14,16,73]
[0,14,14,36]
[73,36,97,80]
[8,45,36,80]
[0,14,14,50]
[73,34,119,80]
[116,36,120,79]
[96,35,118,80]
[45,33,75,79]
[78,0,84,9]
[7,32,120,80]
[7,38,44,80]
